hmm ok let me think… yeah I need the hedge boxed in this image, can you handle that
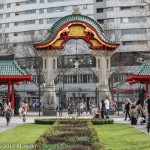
[34,118,114,125]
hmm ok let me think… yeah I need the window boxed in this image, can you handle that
[107,59,109,69]
[121,29,147,35]
[65,6,72,11]
[39,9,44,14]
[26,0,36,4]
[5,33,8,38]
[73,75,77,83]
[0,4,4,9]
[6,13,10,18]
[5,23,9,28]
[16,3,20,6]
[13,43,17,47]
[83,4,87,9]
[47,7,64,13]
[96,0,103,2]
[120,7,131,10]
[88,75,93,83]
[107,7,114,12]
[120,17,147,23]
[83,75,87,83]
[72,5,79,9]
[40,0,44,3]
[78,75,82,83]
[97,8,103,13]
[14,33,18,36]
[39,19,44,24]
[45,59,47,69]
[104,18,114,23]
[14,22,18,26]
[25,10,36,14]
[7,3,11,8]
[122,41,148,45]
[47,17,60,24]
[97,19,104,24]
[48,0,63,2]
[15,12,20,16]
[38,30,43,35]
[120,18,129,23]
[98,59,100,69]
[0,24,2,29]
[53,59,56,69]
[25,20,35,25]
[0,14,3,19]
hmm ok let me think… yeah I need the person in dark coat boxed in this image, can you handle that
[124,98,131,121]
[100,99,106,119]
[5,109,11,126]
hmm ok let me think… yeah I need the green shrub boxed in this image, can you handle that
[34,118,114,125]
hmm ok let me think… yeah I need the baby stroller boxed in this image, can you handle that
[130,104,138,125]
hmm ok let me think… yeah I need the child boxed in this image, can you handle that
[5,109,11,126]
[22,107,27,122]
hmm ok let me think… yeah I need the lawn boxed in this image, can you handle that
[1,123,150,150]
[0,123,50,150]
[94,124,150,150]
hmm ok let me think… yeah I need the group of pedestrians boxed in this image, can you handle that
[123,95,150,132]
[0,99,28,126]
[67,100,92,116]
[98,97,110,119]
[0,99,12,126]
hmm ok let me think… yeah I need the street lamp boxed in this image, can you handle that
[116,87,119,116]
[38,72,41,116]
[78,88,81,116]
[70,41,83,69]
[37,68,44,116]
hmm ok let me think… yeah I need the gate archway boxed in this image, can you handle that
[34,12,119,109]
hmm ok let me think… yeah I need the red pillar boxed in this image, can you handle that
[146,81,149,96]
[11,82,14,109]
[7,81,11,102]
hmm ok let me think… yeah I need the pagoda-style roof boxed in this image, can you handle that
[34,14,119,50]
[0,60,32,83]
[126,60,150,84]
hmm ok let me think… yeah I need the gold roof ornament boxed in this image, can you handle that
[72,8,81,15]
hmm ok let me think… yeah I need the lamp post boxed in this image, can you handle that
[95,88,97,108]
[70,40,83,69]
[38,71,41,116]
[116,87,119,116]
[78,88,81,116]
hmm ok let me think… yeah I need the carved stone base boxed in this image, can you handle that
[43,109,57,116]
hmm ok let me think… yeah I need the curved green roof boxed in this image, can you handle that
[0,60,27,76]
[133,60,150,75]
[37,14,118,45]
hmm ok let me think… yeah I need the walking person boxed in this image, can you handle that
[22,106,27,122]
[68,102,73,117]
[146,96,150,132]
[80,102,84,115]
[105,97,110,119]
[124,98,131,121]
[100,99,106,119]
[5,109,11,126]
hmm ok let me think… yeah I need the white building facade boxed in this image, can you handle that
[94,0,150,52]
[0,0,94,54]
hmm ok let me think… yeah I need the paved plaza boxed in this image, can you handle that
[0,112,148,135]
